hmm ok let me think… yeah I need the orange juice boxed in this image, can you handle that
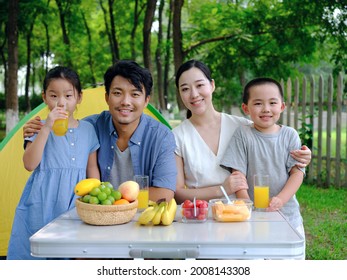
[134,175,149,210]
[52,118,68,136]
[254,185,269,208]
[137,189,149,209]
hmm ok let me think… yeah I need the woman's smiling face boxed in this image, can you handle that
[178,67,215,116]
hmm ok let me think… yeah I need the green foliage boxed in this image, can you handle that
[179,0,342,108]
[19,94,43,111]
[1,0,346,112]
[0,92,4,109]
[0,93,42,112]
[298,114,313,150]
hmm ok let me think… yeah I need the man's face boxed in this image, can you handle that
[105,75,150,129]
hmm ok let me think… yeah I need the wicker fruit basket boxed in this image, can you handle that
[75,198,138,225]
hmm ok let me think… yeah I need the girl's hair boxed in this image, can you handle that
[175,59,213,88]
[243,77,283,104]
[175,60,213,119]
[43,66,82,94]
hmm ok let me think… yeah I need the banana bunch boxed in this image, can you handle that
[138,198,177,226]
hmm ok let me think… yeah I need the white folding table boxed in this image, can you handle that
[30,208,304,259]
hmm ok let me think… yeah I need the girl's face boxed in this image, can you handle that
[178,67,215,116]
[242,83,285,133]
[42,78,82,115]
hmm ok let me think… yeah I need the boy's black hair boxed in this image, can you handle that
[104,60,153,98]
[43,66,82,94]
[243,77,283,104]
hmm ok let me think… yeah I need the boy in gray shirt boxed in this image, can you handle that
[220,77,305,238]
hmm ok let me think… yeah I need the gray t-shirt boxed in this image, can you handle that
[110,146,134,188]
[220,124,305,228]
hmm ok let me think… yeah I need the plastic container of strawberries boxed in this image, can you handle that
[180,199,209,223]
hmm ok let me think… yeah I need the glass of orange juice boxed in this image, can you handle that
[253,174,269,211]
[133,175,149,211]
[52,104,68,136]
[52,117,68,136]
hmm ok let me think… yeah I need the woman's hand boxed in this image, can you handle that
[290,145,311,168]
[223,171,248,195]
[23,116,43,138]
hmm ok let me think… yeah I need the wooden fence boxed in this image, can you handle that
[279,73,346,188]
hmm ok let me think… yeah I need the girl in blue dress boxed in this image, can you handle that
[7,66,100,259]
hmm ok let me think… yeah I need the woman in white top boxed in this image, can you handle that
[173,60,312,204]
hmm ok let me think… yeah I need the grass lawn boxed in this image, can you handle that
[297,183,347,260]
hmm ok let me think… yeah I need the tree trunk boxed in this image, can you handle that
[156,0,165,111]
[143,0,156,71]
[82,11,96,86]
[108,0,120,62]
[143,0,157,106]
[25,20,36,113]
[238,68,247,90]
[43,21,50,75]
[0,23,8,100]
[131,0,139,60]
[172,0,185,111]
[99,0,115,64]
[6,0,19,134]
[55,0,72,67]
[31,64,36,97]
[25,32,32,113]
[163,0,173,111]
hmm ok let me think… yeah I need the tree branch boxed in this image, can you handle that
[183,33,239,57]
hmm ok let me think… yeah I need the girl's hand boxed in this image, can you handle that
[223,171,248,195]
[45,107,68,129]
[291,145,311,168]
[267,196,284,211]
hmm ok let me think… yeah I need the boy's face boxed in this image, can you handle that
[242,83,285,133]
[105,75,150,130]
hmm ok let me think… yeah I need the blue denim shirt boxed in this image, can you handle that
[84,111,177,191]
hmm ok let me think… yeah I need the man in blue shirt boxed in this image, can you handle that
[24,60,176,202]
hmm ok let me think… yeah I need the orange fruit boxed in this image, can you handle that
[113,199,130,205]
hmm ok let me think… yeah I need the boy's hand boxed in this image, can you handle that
[267,196,284,211]
[23,116,43,138]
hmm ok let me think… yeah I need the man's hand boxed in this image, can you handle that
[23,116,43,138]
